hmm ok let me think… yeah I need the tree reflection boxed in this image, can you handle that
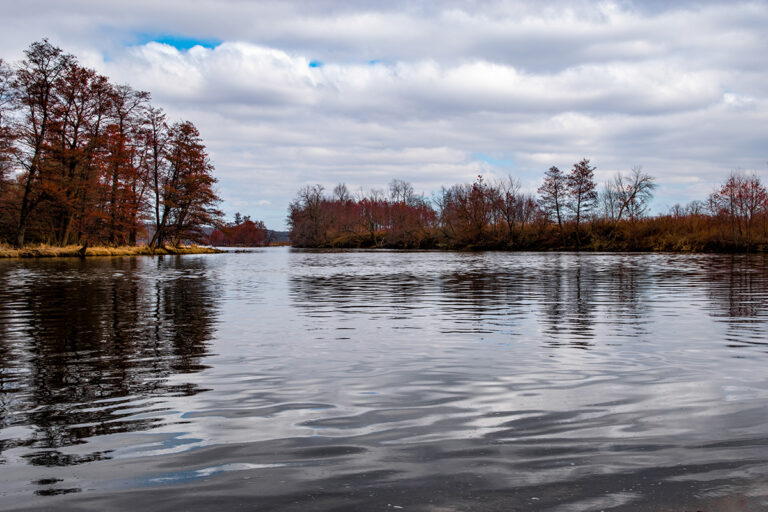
[289,254,659,351]
[0,256,218,467]
[537,258,597,348]
[705,254,768,348]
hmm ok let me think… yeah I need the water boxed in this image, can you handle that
[1,249,768,511]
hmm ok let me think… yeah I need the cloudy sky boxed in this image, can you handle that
[2,1,767,229]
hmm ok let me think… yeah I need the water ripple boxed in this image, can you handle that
[1,250,768,510]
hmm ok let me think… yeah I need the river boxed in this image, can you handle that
[1,249,768,511]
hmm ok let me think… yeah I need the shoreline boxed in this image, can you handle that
[4,244,767,258]
[0,244,224,259]
[289,243,768,254]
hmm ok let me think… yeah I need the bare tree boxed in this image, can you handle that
[389,178,415,204]
[538,165,567,239]
[607,166,656,222]
[602,180,620,221]
[146,106,168,245]
[686,200,704,216]
[368,187,386,202]
[0,58,16,185]
[333,182,351,203]
[496,175,521,241]
[566,159,598,248]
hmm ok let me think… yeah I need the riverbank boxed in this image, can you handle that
[290,231,768,253]
[289,217,768,254]
[0,244,224,258]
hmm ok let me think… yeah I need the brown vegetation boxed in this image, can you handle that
[0,243,221,258]
[289,164,768,253]
[209,213,270,247]
[0,40,225,250]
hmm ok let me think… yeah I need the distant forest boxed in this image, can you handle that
[0,40,224,248]
[208,212,288,247]
[289,161,768,252]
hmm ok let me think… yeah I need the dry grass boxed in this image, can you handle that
[0,243,223,258]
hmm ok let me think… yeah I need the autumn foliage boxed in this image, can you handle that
[289,164,768,253]
[209,213,270,247]
[288,182,437,248]
[0,40,224,248]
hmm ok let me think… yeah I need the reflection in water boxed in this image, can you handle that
[705,255,768,350]
[2,250,768,511]
[0,257,217,482]
[289,253,663,350]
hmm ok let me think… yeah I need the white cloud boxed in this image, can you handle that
[1,1,767,228]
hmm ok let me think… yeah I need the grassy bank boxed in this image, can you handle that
[0,244,223,258]
[290,216,768,254]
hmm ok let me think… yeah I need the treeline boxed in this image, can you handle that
[289,161,768,252]
[0,40,223,248]
[209,212,270,247]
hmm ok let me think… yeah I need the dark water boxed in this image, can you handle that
[2,250,768,511]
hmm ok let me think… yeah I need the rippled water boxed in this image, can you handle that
[2,249,768,511]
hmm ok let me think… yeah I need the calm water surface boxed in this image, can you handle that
[1,249,768,511]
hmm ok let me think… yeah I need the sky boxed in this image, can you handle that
[1,0,767,229]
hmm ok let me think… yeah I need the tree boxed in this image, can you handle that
[604,166,656,223]
[145,106,168,246]
[12,39,74,247]
[358,191,387,247]
[538,166,567,239]
[495,175,520,243]
[516,193,539,241]
[434,176,494,246]
[44,61,112,245]
[708,172,768,246]
[209,215,268,246]
[149,121,222,247]
[0,58,15,186]
[566,158,598,248]
[0,59,16,241]
[104,84,150,244]
[389,178,415,204]
[288,184,328,247]
[0,40,222,248]
[333,182,351,203]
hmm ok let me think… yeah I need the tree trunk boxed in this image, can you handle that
[15,174,36,248]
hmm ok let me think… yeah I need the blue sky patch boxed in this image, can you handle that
[133,33,221,50]
[472,152,515,167]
